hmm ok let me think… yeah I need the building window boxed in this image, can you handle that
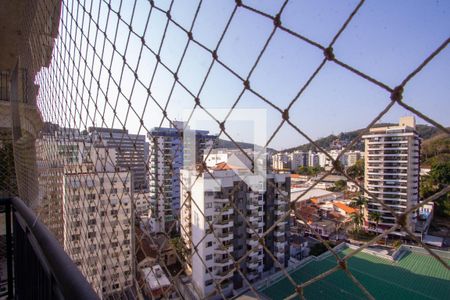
[206,254,212,261]
[206,202,212,209]
[206,241,213,248]
[205,279,213,286]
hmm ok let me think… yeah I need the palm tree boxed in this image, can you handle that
[351,212,364,233]
[353,195,367,217]
[369,211,381,233]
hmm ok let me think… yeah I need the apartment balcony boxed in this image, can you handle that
[248,215,260,222]
[246,227,262,235]
[247,261,260,270]
[274,241,285,248]
[217,232,233,242]
[0,197,99,300]
[247,237,260,247]
[274,230,284,237]
[275,251,285,260]
[246,271,260,282]
[215,243,234,254]
[246,203,258,210]
[213,198,229,203]
[214,269,233,280]
[275,210,285,217]
[213,219,234,229]
[214,257,233,267]
[276,220,288,228]
[367,140,408,145]
[274,198,286,205]
[249,220,265,228]
[215,206,233,215]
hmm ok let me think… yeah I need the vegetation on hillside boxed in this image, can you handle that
[421,132,450,167]
[214,138,276,154]
[420,160,450,218]
[279,124,439,153]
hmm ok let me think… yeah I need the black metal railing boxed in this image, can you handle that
[0,69,31,104]
[0,72,8,101]
[0,197,99,300]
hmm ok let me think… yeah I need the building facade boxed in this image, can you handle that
[180,163,290,299]
[363,116,420,234]
[148,122,214,233]
[88,127,148,192]
[63,146,135,298]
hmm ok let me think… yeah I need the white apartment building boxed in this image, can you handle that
[148,122,214,233]
[180,162,290,299]
[290,151,308,170]
[272,152,290,171]
[346,150,362,167]
[307,150,319,167]
[363,116,420,234]
[273,151,313,171]
[63,146,134,298]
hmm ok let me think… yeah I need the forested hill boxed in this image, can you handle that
[279,124,441,153]
[421,131,450,167]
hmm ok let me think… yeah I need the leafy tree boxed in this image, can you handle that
[421,133,450,166]
[335,180,347,191]
[352,195,367,215]
[296,166,324,176]
[347,159,364,179]
[420,160,450,218]
[327,179,347,192]
[170,237,188,263]
[429,161,450,185]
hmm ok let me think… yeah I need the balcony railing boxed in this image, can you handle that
[0,197,99,300]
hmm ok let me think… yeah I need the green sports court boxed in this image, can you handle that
[260,246,450,300]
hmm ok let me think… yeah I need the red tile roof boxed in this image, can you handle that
[213,162,245,171]
[333,202,357,214]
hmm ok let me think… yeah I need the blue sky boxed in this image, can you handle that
[41,0,450,150]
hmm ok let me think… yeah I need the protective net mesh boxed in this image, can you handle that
[1,0,449,299]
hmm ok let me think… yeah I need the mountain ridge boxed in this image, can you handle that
[277,123,443,153]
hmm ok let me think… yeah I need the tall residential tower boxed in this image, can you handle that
[148,122,215,233]
[363,116,420,234]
